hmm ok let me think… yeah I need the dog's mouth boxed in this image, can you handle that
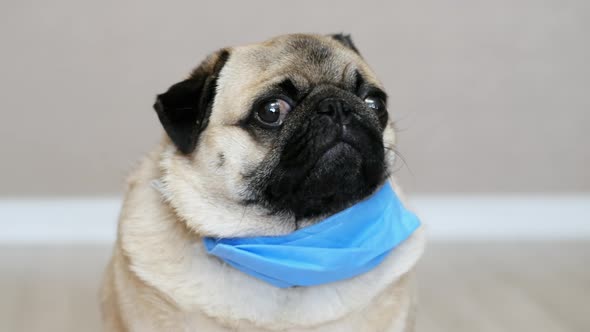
[261,132,386,220]
[299,142,363,196]
[318,141,357,163]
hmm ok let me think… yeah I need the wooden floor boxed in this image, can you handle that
[1,242,588,331]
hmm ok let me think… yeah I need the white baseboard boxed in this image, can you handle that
[1,194,589,244]
[1,198,121,244]
[412,194,590,240]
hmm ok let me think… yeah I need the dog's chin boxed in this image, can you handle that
[263,142,386,220]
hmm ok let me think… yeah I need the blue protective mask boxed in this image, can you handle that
[203,183,421,288]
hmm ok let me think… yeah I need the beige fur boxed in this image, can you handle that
[101,34,425,331]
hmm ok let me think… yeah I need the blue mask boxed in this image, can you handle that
[203,183,421,288]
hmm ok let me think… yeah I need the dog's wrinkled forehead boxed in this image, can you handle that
[256,35,356,81]
[211,34,380,123]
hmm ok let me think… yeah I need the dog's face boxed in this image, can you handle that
[155,34,397,237]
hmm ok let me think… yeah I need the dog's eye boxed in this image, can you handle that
[255,99,292,127]
[364,96,386,112]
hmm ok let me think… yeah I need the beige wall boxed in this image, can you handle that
[1,0,588,196]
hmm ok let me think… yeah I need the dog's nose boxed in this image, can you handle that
[317,98,351,124]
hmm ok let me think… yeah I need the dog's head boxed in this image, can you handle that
[154,34,397,237]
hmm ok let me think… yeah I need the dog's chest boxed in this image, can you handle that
[180,286,412,332]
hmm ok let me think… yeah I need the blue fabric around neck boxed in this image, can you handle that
[203,183,421,288]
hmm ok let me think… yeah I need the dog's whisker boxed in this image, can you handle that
[238,205,249,230]
[384,145,414,177]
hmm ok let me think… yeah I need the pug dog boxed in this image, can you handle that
[101,33,425,332]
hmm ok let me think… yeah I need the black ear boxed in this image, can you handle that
[154,49,230,154]
[329,33,360,54]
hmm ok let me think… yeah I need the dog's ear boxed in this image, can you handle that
[329,33,360,54]
[154,49,230,154]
